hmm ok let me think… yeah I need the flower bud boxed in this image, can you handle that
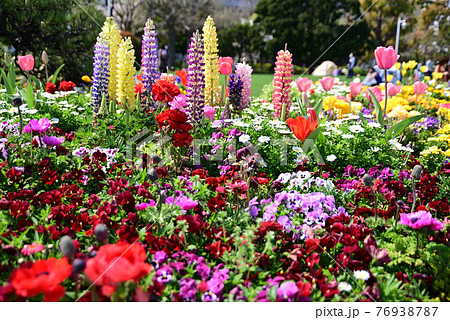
[411,165,422,180]
[72,258,86,274]
[42,50,48,65]
[396,200,404,206]
[151,154,162,164]
[59,235,75,258]
[94,223,109,243]
[147,167,159,182]
[4,52,11,67]
[12,97,22,107]
[362,174,373,187]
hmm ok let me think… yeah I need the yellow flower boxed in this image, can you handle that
[420,146,443,156]
[401,69,407,76]
[387,105,408,120]
[408,110,421,118]
[402,62,407,70]
[386,74,393,82]
[445,149,450,157]
[437,124,450,135]
[395,62,401,70]
[350,101,363,112]
[202,16,220,106]
[407,60,418,69]
[323,96,350,115]
[116,37,136,110]
[81,75,92,83]
[420,65,427,73]
[100,17,122,103]
[424,76,430,82]
[433,72,443,80]
[396,80,402,85]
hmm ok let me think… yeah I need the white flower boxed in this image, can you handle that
[326,154,337,162]
[338,282,353,292]
[258,136,271,143]
[294,154,306,162]
[292,146,302,153]
[370,146,380,152]
[254,125,262,131]
[279,129,292,135]
[258,158,267,167]
[296,171,311,180]
[322,131,331,136]
[353,270,370,281]
[342,134,355,139]
[349,125,364,133]
[239,134,251,144]
[277,173,291,184]
[368,122,381,128]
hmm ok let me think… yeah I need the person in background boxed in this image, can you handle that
[434,56,449,82]
[347,53,356,78]
[158,44,170,73]
[425,58,434,77]
[362,67,381,86]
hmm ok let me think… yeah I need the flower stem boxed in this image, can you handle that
[411,178,417,213]
[383,69,388,126]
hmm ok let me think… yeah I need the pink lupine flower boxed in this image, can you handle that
[272,49,293,119]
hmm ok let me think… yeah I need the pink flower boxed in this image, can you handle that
[413,82,428,95]
[42,135,64,146]
[295,77,312,93]
[21,243,45,256]
[365,86,384,103]
[174,196,198,210]
[319,77,334,92]
[23,118,51,134]
[18,55,35,71]
[349,82,363,97]
[387,83,402,96]
[374,46,399,69]
[218,57,233,75]
[203,106,215,120]
[399,210,443,231]
[169,94,187,112]
[136,200,156,211]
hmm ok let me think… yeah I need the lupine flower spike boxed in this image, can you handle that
[186,31,205,126]
[202,16,220,107]
[141,18,159,109]
[273,45,293,120]
[91,35,110,113]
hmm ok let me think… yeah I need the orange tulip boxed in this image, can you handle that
[286,110,318,141]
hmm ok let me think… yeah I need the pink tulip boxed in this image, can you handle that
[319,77,334,92]
[413,81,428,95]
[374,46,399,70]
[365,86,384,103]
[387,83,402,96]
[18,54,34,71]
[218,57,233,75]
[295,77,312,93]
[349,82,363,97]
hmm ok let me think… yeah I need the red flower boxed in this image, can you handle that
[152,79,180,102]
[175,69,187,87]
[286,110,319,142]
[11,258,71,301]
[205,240,231,258]
[84,243,152,296]
[45,82,57,94]
[59,81,76,92]
[173,131,193,147]
[6,168,22,183]
[135,82,143,95]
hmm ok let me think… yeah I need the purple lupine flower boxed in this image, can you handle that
[141,18,159,104]
[235,62,252,110]
[42,135,64,146]
[227,73,243,118]
[91,36,110,112]
[186,31,205,126]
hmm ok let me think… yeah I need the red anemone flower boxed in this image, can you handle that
[286,109,318,142]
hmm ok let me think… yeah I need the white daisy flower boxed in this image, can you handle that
[368,122,381,128]
[338,282,353,292]
[353,270,370,281]
[292,146,302,153]
[258,136,271,143]
[349,125,364,133]
[322,131,331,136]
[370,146,380,152]
[342,134,355,139]
[326,154,337,162]
[254,125,262,131]
[239,134,251,144]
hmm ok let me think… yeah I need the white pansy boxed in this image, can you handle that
[326,154,337,162]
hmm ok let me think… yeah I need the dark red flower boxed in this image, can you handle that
[45,82,57,94]
[11,258,71,301]
[5,168,22,183]
[172,131,193,147]
[85,243,152,296]
[59,81,75,92]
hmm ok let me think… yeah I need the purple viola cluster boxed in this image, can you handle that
[0,121,19,159]
[150,250,231,302]
[248,191,347,241]
[141,18,159,103]
[91,36,110,112]
[186,31,205,126]
[413,116,439,133]
[227,73,243,117]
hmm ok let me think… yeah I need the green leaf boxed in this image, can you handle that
[30,75,42,91]
[355,110,368,125]
[9,62,16,87]
[307,127,321,141]
[1,68,13,94]
[26,78,35,109]
[313,98,323,116]
[52,64,65,84]
[367,89,384,125]
[386,115,426,140]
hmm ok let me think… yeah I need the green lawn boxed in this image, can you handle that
[251,74,351,98]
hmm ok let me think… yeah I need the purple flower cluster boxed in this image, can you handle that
[91,36,110,112]
[186,31,205,126]
[141,19,159,103]
[228,73,243,116]
[413,116,439,133]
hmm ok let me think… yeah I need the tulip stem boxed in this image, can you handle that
[411,178,417,213]
[383,69,388,126]
[370,185,378,222]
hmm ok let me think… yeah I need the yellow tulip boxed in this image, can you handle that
[396,80,401,85]
[401,69,407,76]
[395,62,401,70]
[402,62,407,70]
[420,66,427,73]
[386,74,393,82]
[424,76,430,82]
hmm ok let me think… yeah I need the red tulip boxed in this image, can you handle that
[319,77,334,92]
[374,46,399,69]
[365,86,384,103]
[286,109,318,142]
[387,83,402,96]
[18,54,35,71]
[413,81,427,95]
[295,77,312,92]
[349,82,363,97]
[218,56,233,75]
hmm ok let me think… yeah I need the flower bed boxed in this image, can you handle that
[0,16,449,302]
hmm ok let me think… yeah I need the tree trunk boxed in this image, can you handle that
[167,13,176,69]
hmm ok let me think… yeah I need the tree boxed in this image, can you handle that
[0,0,105,82]
[254,0,372,69]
